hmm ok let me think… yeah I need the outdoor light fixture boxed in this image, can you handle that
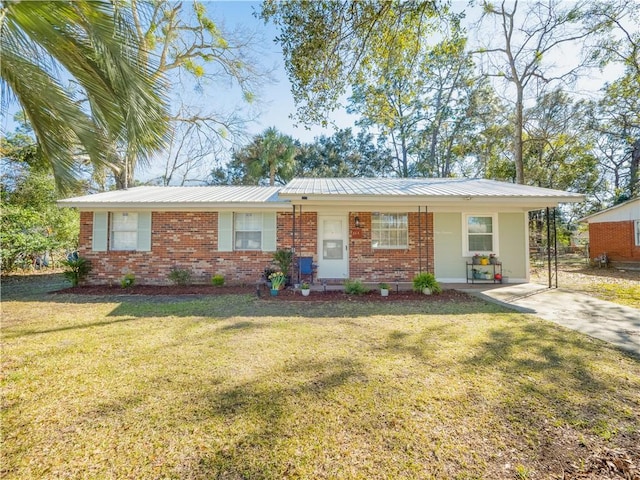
[354,216,361,228]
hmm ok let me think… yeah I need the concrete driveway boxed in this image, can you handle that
[473,283,640,357]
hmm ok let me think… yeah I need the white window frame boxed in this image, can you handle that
[92,211,151,252]
[371,213,408,249]
[463,213,499,257]
[110,212,139,251]
[234,213,263,251]
[635,219,640,246]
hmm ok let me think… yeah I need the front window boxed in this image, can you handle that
[635,220,640,246]
[110,212,138,250]
[235,213,262,250]
[371,213,408,249]
[465,214,497,255]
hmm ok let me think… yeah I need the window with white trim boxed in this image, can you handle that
[111,212,139,250]
[92,211,151,252]
[217,212,276,252]
[371,213,408,249]
[234,213,263,250]
[635,219,640,246]
[464,214,497,255]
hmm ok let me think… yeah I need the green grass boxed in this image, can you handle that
[2,277,639,479]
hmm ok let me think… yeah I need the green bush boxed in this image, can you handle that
[344,279,368,295]
[121,273,135,289]
[412,272,441,294]
[168,268,192,286]
[273,249,293,276]
[61,256,92,287]
[211,274,225,287]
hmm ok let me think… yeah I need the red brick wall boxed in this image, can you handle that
[79,211,275,285]
[348,211,434,282]
[589,221,640,262]
[78,210,434,285]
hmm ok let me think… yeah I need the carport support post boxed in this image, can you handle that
[418,206,422,273]
[292,205,297,283]
[425,206,429,272]
[545,207,558,289]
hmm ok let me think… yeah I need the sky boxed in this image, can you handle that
[203,0,357,143]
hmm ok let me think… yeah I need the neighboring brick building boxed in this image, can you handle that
[59,178,584,286]
[580,198,640,265]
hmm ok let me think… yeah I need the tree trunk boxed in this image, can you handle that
[514,84,525,185]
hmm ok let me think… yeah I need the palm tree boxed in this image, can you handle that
[0,1,168,193]
[254,127,297,186]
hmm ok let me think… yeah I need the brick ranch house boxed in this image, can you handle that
[58,177,584,286]
[579,198,640,266]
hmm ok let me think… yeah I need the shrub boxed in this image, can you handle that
[412,272,441,294]
[344,279,368,295]
[168,268,192,286]
[273,249,293,276]
[61,256,92,286]
[121,273,135,289]
[211,274,225,287]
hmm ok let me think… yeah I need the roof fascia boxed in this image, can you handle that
[57,202,291,211]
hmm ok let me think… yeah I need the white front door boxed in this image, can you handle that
[317,215,349,279]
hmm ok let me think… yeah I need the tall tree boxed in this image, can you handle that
[1,120,81,272]
[261,0,441,127]
[110,0,272,188]
[585,0,640,200]
[523,89,599,193]
[474,0,596,184]
[346,6,449,177]
[212,127,297,186]
[296,128,394,177]
[0,0,168,193]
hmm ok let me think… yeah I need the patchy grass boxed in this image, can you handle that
[531,254,640,308]
[2,275,639,479]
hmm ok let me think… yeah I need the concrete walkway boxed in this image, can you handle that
[464,283,640,357]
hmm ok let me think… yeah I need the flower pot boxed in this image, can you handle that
[480,258,489,265]
[270,288,279,296]
[472,256,480,265]
[301,289,310,297]
[422,287,432,295]
[489,257,497,265]
[380,288,389,297]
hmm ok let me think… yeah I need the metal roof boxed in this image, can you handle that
[579,198,640,223]
[58,185,286,209]
[279,177,584,199]
[58,178,584,210]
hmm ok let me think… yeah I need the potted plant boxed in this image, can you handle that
[412,272,442,295]
[300,282,311,296]
[379,282,390,297]
[268,271,286,295]
[273,249,293,283]
[489,253,498,265]
[472,253,481,265]
[480,254,489,265]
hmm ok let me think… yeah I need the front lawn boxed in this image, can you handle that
[2,277,639,479]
